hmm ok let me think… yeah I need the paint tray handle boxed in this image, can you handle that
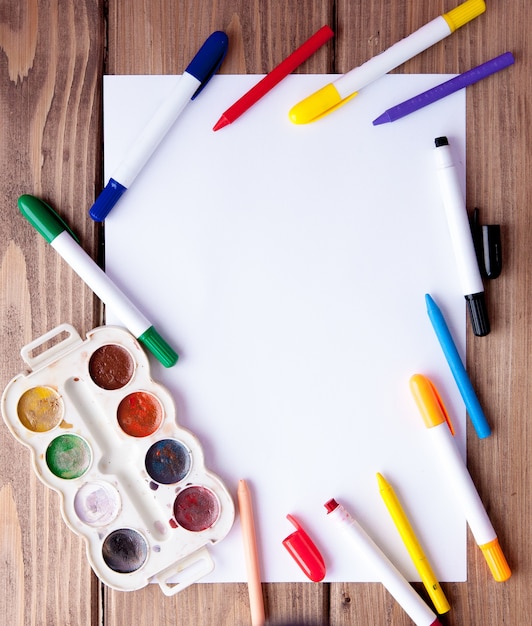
[20,323,82,371]
[153,546,215,596]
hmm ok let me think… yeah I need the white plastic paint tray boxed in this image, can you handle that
[1,323,234,594]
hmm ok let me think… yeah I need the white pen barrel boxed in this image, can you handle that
[52,232,151,336]
[335,17,451,97]
[330,507,437,626]
[112,72,201,186]
[435,144,484,296]
[429,426,497,545]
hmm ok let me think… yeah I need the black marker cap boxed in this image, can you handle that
[481,224,502,279]
[466,292,490,337]
[472,208,502,279]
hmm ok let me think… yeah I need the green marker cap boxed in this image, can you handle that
[18,194,78,243]
[139,326,179,368]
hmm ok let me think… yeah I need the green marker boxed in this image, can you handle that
[18,194,178,367]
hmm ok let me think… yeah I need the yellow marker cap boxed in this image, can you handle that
[289,83,357,124]
[443,0,486,32]
[479,538,512,582]
[409,374,455,434]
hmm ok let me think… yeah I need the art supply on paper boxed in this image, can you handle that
[410,374,511,582]
[373,51,514,125]
[1,324,234,593]
[324,499,441,626]
[89,30,228,221]
[425,293,490,438]
[377,473,450,615]
[282,514,326,582]
[289,0,486,123]
[434,136,490,336]
[18,194,178,367]
[213,25,333,130]
[238,480,266,626]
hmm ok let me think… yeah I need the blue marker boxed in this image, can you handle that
[425,293,491,438]
[89,31,228,221]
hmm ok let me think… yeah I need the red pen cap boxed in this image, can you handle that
[282,514,326,582]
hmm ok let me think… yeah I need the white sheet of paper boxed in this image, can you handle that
[104,73,468,583]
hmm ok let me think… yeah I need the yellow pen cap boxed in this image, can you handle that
[443,0,486,33]
[289,83,357,124]
[479,538,512,582]
[409,374,455,434]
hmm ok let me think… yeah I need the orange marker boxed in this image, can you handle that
[410,374,511,582]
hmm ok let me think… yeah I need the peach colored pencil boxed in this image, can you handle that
[238,479,266,626]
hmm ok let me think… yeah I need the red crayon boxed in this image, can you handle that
[213,25,333,130]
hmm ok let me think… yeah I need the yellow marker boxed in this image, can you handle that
[377,472,451,614]
[289,0,486,123]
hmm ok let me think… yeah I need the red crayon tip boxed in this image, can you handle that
[212,115,230,132]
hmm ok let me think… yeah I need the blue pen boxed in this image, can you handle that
[425,293,491,438]
[89,31,228,221]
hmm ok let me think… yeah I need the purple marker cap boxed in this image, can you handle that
[373,52,515,125]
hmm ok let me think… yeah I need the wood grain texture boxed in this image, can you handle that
[106,0,335,75]
[1,0,530,624]
[0,1,104,624]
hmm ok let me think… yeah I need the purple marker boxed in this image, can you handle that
[373,52,514,125]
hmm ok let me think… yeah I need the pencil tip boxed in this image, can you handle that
[213,116,230,131]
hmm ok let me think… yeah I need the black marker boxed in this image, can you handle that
[434,137,490,336]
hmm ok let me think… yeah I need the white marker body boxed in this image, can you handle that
[428,423,497,546]
[111,71,201,187]
[327,503,438,626]
[434,141,484,297]
[52,231,151,337]
[334,17,451,98]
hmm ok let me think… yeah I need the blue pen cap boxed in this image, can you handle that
[89,178,127,222]
[186,31,229,99]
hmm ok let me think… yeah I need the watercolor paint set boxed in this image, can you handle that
[1,323,234,594]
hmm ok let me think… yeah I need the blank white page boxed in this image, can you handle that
[104,73,468,583]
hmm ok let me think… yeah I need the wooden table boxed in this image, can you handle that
[1,1,529,624]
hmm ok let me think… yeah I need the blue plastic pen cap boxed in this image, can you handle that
[186,31,229,99]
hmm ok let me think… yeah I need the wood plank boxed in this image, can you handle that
[107,0,335,76]
[0,0,104,624]
[463,2,532,624]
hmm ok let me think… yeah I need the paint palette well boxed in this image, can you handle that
[1,324,234,594]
